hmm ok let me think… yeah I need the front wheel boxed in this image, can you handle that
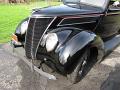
[67,48,90,84]
[118,29,120,34]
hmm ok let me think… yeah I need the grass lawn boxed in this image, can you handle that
[0,1,61,43]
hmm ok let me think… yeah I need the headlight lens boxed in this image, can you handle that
[45,33,58,52]
[20,21,28,35]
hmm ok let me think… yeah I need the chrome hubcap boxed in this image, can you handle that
[78,59,87,75]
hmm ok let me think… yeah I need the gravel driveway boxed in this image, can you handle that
[0,43,120,90]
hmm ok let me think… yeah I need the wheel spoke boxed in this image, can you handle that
[82,60,87,66]
[78,59,87,76]
[79,70,83,75]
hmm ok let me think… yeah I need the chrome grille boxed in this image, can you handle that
[25,17,53,59]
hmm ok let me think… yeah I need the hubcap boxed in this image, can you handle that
[82,60,87,66]
[78,59,87,75]
[78,49,89,76]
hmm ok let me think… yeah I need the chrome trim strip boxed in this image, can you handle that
[31,18,37,59]
[57,18,65,26]
[57,16,97,26]
[57,20,96,27]
[60,14,102,18]
[31,15,53,18]
[35,17,57,59]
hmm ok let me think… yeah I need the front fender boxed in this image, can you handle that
[53,27,104,65]
[15,17,29,42]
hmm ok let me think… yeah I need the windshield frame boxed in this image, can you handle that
[63,0,110,10]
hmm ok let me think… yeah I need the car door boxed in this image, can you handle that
[95,2,120,39]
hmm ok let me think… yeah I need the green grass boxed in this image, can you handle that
[0,1,61,43]
[0,1,119,43]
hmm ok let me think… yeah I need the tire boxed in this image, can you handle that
[118,30,120,34]
[67,48,90,84]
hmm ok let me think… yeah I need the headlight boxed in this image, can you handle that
[45,33,58,52]
[20,21,28,35]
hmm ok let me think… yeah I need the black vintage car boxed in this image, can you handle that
[11,0,120,84]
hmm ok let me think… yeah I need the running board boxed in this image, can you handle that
[104,35,120,55]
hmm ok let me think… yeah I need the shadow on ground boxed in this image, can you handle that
[17,59,42,90]
[16,58,113,90]
[1,44,120,90]
[17,59,72,90]
[101,64,120,90]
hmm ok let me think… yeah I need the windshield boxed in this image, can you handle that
[64,0,109,9]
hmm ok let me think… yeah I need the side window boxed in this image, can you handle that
[109,1,120,10]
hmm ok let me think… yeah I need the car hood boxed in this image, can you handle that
[32,5,103,17]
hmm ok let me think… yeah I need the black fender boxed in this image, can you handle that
[52,27,104,65]
[15,17,29,42]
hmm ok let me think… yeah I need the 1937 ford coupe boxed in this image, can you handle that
[11,0,120,84]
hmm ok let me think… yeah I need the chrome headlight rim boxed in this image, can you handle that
[20,20,28,35]
[45,33,58,52]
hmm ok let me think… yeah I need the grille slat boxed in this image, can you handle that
[25,17,53,59]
